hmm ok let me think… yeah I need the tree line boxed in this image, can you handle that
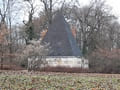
[0,0,120,73]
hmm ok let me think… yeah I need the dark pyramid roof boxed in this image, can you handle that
[42,12,81,56]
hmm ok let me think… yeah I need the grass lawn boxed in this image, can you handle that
[0,71,120,90]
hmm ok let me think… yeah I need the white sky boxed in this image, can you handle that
[106,0,120,17]
[79,0,120,20]
[25,0,120,22]
[1,0,119,25]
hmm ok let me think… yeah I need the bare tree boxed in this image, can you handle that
[40,0,53,24]
[69,0,116,55]
[0,0,18,69]
[23,0,38,44]
[0,24,8,69]
[40,0,68,24]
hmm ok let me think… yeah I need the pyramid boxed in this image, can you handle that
[42,12,81,56]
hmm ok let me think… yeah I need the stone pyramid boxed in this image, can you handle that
[42,12,81,56]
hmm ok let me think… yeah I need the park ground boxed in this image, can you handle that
[0,70,120,90]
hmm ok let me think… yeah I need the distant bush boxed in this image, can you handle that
[21,39,49,71]
[20,58,28,68]
[0,64,24,70]
[88,48,120,73]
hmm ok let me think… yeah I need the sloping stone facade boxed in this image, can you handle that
[42,12,81,56]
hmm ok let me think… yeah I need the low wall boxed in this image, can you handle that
[28,56,89,71]
[46,56,89,69]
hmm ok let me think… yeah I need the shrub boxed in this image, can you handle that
[21,39,49,71]
[88,48,120,73]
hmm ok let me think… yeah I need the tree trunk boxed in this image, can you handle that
[1,53,3,70]
[82,40,87,55]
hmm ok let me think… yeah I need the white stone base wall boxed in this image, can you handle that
[28,56,89,70]
[46,56,89,69]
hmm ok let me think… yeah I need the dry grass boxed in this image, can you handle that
[0,70,120,90]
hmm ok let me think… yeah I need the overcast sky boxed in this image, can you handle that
[106,0,120,17]
[1,0,119,25]
[79,0,120,20]
[25,0,120,22]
